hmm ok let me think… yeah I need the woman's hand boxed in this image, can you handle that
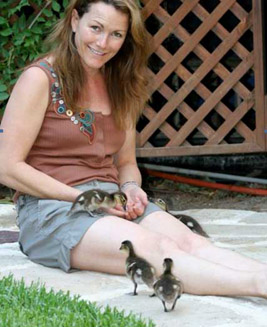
[123,185,148,220]
[114,126,148,220]
[101,186,147,220]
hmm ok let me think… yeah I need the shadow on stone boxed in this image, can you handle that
[0,230,19,244]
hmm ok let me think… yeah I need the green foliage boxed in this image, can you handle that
[0,0,68,112]
[0,275,155,327]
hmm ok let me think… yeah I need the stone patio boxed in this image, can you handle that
[0,204,267,326]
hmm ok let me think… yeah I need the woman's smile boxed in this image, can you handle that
[71,2,129,73]
[88,46,106,56]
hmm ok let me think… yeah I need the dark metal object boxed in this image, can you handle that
[138,153,267,178]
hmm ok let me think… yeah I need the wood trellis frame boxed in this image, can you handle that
[136,0,266,157]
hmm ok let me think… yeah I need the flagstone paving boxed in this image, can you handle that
[1,204,267,327]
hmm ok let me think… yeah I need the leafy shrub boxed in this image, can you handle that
[0,0,68,114]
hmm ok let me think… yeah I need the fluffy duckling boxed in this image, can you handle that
[68,189,127,216]
[176,213,209,238]
[153,258,183,312]
[108,191,127,211]
[152,198,209,238]
[120,240,156,296]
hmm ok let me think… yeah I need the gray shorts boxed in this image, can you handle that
[16,180,162,272]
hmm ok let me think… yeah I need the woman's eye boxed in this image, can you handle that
[91,26,100,32]
[113,32,123,38]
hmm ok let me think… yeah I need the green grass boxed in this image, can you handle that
[0,199,13,204]
[0,275,155,327]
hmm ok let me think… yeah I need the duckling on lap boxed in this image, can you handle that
[68,189,127,216]
[120,240,156,296]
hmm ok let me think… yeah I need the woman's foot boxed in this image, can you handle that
[255,271,267,298]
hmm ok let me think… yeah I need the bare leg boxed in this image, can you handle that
[140,211,267,272]
[70,215,267,297]
[195,245,266,272]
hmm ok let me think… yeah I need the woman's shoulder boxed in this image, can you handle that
[23,57,54,79]
[18,66,49,86]
[10,59,53,107]
[17,65,50,94]
[5,60,52,122]
[15,56,58,94]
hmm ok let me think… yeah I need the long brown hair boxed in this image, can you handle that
[44,0,150,129]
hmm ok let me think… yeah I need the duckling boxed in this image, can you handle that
[108,191,127,211]
[176,213,209,238]
[120,240,156,296]
[68,189,127,216]
[151,198,209,238]
[68,189,107,216]
[153,258,183,312]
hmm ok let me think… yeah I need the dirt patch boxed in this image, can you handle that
[142,176,267,212]
[1,179,267,212]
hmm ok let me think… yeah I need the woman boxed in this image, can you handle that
[0,0,266,298]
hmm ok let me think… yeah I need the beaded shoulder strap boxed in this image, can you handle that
[39,61,96,144]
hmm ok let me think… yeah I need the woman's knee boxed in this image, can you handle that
[140,233,179,260]
[180,232,212,255]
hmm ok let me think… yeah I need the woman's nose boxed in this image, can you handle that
[96,33,109,48]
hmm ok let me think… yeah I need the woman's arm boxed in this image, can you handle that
[0,67,81,202]
[116,128,141,185]
[115,127,148,219]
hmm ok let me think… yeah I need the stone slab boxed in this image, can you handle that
[0,204,17,230]
[1,205,267,327]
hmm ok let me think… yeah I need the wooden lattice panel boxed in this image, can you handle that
[136,0,266,157]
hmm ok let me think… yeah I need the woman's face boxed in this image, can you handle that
[71,2,129,73]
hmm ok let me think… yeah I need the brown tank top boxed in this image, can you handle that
[24,60,126,187]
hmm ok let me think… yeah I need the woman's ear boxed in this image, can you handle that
[71,9,79,33]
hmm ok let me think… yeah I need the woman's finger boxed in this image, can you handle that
[104,207,127,218]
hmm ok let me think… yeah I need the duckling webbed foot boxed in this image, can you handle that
[132,282,138,296]
[162,301,169,313]
[171,295,181,311]
[162,300,179,313]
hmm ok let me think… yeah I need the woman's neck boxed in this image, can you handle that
[79,71,111,114]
